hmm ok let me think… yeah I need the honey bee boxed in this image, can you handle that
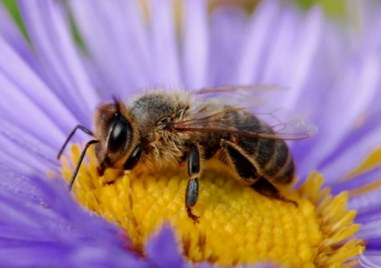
[58,86,315,222]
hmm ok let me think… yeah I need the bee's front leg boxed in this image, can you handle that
[185,144,201,223]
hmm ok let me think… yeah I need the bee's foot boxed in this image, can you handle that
[186,207,200,224]
[275,195,298,207]
[251,177,298,207]
[97,166,105,176]
[104,180,116,186]
[262,190,299,207]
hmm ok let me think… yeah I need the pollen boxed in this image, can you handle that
[61,144,365,266]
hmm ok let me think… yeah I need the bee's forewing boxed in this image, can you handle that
[174,85,317,140]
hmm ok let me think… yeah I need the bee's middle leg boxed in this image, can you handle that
[186,144,201,223]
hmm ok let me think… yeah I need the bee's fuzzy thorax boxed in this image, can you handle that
[128,90,192,167]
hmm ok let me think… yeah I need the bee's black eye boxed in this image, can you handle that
[108,115,132,153]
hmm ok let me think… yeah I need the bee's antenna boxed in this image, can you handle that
[112,95,122,114]
[68,139,99,190]
[57,125,94,159]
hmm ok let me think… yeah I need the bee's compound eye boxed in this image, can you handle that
[108,117,131,153]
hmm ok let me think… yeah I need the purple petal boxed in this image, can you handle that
[358,251,381,267]
[209,7,247,85]
[146,224,188,268]
[18,0,99,120]
[0,162,149,267]
[0,120,58,175]
[235,0,280,84]
[0,7,37,69]
[182,0,209,88]
[0,36,78,137]
[280,7,323,108]
[150,0,182,86]
[70,0,150,97]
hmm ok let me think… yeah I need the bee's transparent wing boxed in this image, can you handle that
[193,84,286,95]
[192,85,286,108]
[172,85,316,140]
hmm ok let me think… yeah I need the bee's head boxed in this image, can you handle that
[94,98,140,171]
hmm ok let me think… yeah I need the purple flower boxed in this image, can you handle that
[1,0,381,266]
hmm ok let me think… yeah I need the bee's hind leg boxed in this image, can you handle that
[185,144,201,223]
[251,178,298,207]
[220,139,260,185]
[221,139,298,207]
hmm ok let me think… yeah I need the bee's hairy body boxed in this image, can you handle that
[129,92,192,167]
[125,91,294,187]
[63,89,297,223]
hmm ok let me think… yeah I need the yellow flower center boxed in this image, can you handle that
[61,144,364,267]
